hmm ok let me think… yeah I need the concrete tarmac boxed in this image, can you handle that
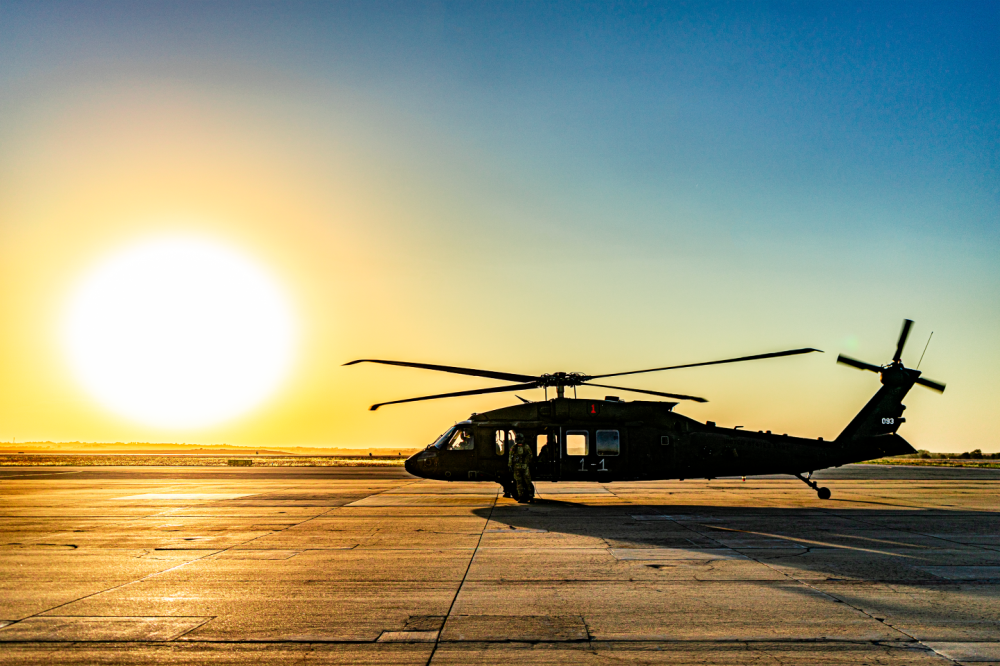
[1,464,998,664]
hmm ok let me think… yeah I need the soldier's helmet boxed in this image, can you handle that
[514,432,525,445]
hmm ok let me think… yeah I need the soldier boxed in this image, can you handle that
[508,432,534,503]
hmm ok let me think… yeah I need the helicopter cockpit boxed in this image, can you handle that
[428,423,474,450]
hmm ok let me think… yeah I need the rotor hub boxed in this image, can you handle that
[537,372,589,388]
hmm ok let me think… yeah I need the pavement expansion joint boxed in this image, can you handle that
[440,615,590,643]
[0,616,214,642]
[215,549,300,560]
[377,630,439,642]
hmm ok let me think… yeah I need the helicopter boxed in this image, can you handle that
[346,319,945,501]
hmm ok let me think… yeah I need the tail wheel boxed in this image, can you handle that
[817,487,831,500]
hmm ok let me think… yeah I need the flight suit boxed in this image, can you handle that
[508,435,534,502]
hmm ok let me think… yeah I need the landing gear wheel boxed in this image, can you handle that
[793,472,832,500]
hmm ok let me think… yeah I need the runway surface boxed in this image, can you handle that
[2,464,999,664]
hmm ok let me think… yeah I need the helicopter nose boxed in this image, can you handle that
[404,453,419,477]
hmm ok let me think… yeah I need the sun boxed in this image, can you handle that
[63,236,297,429]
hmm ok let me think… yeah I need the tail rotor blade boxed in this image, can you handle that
[915,376,946,393]
[837,354,882,373]
[894,319,914,363]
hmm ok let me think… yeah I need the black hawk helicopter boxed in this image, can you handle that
[347,320,945,501]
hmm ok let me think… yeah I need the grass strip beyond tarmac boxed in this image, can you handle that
[868,457,1000,469]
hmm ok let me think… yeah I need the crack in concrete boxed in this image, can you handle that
[425,485,497,666]
[755,547,814,560]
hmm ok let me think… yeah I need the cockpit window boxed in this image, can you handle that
[431,427,458,449]
[448,429,474,451]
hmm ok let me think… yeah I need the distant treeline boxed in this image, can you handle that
[898,449,1000,460]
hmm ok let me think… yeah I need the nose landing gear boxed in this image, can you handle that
[794,472,831,500]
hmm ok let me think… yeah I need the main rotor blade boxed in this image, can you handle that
[369,381,539,411]
[915,376,946,393]
[344,359,538,384]
[584,382,708,403]
[894,319,914,363]
[588,348,823,381]
[837,354,882,373]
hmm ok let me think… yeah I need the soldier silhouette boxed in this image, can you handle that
[508,432,534,503]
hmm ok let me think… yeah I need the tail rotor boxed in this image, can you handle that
[833,317,944,449]
[836,318,946,393]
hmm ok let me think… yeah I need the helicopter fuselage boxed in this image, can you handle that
[403,396,915,487]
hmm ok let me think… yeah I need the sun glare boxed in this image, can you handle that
[63,236,297,428]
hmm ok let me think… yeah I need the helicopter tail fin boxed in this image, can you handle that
[832,319,946,461]
[834,370,917,460]
[836,380,910,443]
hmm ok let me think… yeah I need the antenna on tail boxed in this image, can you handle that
[917,332,934,369]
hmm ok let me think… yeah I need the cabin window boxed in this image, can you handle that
[661,435,671,447]
[448,429,474,451]
[496,430,515,455]
[536,433,557,456]
[566,431,588,456]
[596,430,620,456]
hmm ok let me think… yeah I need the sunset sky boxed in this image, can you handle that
[0,1,997,451]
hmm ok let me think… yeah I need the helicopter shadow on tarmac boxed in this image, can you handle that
[470,499,1000,591]
[466,499,1000,644]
